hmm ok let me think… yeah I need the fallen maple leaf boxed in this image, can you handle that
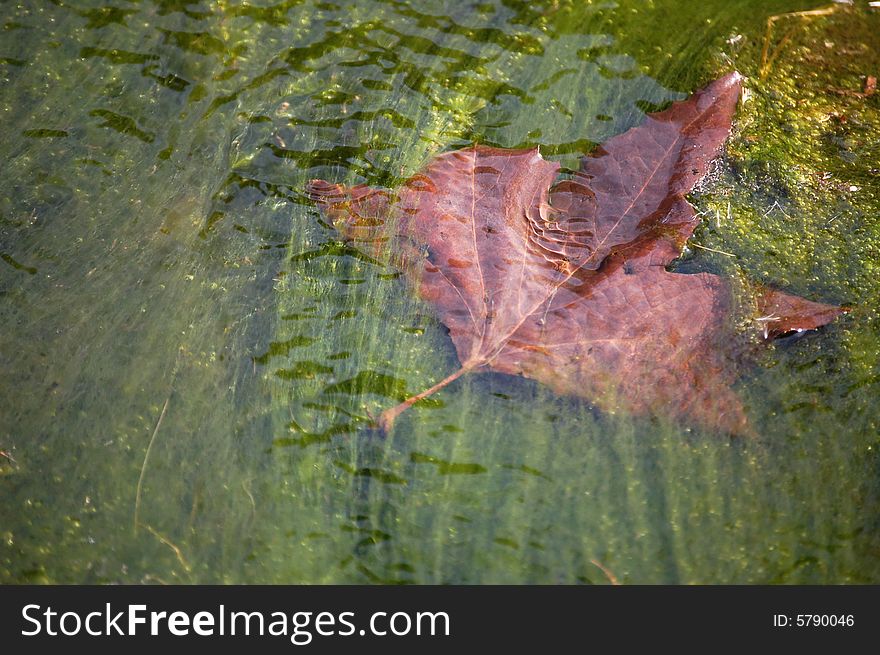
[308,72,845,435]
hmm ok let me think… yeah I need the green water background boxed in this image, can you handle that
[1,0,878,583]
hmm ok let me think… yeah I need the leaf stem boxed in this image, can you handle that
[378,366,469,433]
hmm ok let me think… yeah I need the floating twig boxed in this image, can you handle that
[690,242,737,258]
[590,558,621,585]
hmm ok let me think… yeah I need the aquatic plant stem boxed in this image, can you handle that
[760,4,840,78]
[139,522,191,573]
[378,366,469,433]
[134,394,171,533]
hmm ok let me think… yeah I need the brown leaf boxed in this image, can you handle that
[308,72,846,436]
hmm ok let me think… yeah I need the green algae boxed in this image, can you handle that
[0,1,878,585]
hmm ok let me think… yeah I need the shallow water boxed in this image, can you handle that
[1,0,878,583]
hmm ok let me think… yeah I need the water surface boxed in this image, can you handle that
[1,0,878,583]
